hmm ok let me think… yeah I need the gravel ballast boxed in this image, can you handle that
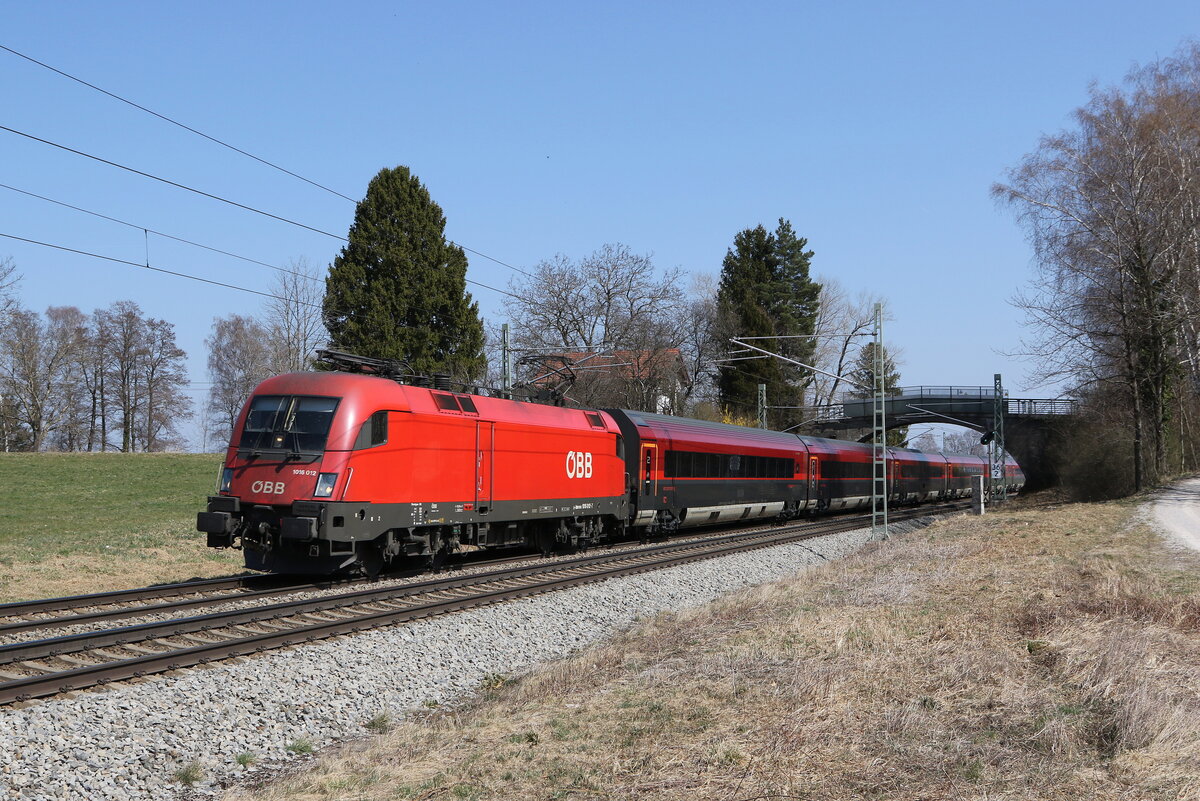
[0,523,912,800]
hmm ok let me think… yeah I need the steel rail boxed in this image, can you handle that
[0,542,601,630]
[0,575,369,636]
[0,522,833,665]
[0,532,757,639]
[0,504,963,706]
[0,574,301,619]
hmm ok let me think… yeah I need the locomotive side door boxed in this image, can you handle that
[475,421,494,512]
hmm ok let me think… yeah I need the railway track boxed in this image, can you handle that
[0,550,542,639]
[0,503,964,706]
[0,574,368,636]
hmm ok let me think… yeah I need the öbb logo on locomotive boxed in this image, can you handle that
[565,451,593,479]
[197,365,1024,577]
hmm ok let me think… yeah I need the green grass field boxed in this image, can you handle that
[0,453,244,602]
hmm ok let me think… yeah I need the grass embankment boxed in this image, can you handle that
[226,497,1200,801]
[0,453,242,602]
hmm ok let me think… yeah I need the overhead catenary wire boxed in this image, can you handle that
[0,124,348,241]
[0,182,316,283]
[0,128,536,288]
[0,232,323,309]
[1,183,523,299]
[0,44,535,280]
[0,229,522,323]
[0,43,358,204]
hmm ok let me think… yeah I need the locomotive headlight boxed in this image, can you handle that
[314,472,338,498]
[218,467,233,493]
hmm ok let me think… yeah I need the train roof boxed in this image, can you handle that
[245,373,621,452]
[613,409,806,449]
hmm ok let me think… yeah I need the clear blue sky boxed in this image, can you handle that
[3,2,1198,448]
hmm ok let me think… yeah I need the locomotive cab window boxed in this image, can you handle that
[239,395,339,454]
[354,411,388,450]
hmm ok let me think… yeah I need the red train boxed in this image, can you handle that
[198,371,1024,574]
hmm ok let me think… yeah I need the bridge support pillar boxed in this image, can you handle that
[1003,418,1068,491]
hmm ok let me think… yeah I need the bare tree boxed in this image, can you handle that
[206,314,272,446]
[906,428,941,453]
[994,50,1200,489]
[265,258,327,373]
[0,297,190,452]
[140,317,191,451]
[0,306,84,450]
[502,244,691,410]
[100,301,148,453]
[675,274,722,411]
[0,256,19,321]
[81,309,116,451]
[943,428,988,458]
[44,306,90,451]
[808,280,884,407]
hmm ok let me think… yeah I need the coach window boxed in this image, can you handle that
[354,411,389,450]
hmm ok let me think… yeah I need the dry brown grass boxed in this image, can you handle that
[223,497,1200,801]
[0,524,242,602]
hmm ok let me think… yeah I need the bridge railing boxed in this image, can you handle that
[810,387,1078,421]
[1005,398,1078,416]
[837,386,1004,402]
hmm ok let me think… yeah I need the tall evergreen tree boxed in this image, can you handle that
[846,341,900,397]
[716,218,820,429]
[847,341,907,445]
[324,167,486,380]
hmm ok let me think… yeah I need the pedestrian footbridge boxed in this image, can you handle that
[803,386,1077,490]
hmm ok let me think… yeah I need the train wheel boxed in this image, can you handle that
[357,544,384,579]
[537,527,555,557]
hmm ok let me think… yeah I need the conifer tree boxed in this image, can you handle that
[847,341,907,445]
[716,219,820,429]
[324,167,486,380]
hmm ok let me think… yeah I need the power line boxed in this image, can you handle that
[0,231,521,323]
[0,127,536,292]
[454,243,533,278]
[0,232,323,308]
[0,45,534,279]
[0,43,358,204]
[0,182,316,283]
[0,124,347,241]
[1,50,534,282]
[0,181,522,300]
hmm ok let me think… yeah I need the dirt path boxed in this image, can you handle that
[1149,476,1200,553]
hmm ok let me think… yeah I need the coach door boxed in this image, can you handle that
[808,456,819,509]
[476,422,494,512]
[642,444,657,500]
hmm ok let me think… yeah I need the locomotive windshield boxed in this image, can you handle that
[238,395,339,453]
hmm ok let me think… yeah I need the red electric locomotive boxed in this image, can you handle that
[199,365,1024,575]
[199,371,627,574]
